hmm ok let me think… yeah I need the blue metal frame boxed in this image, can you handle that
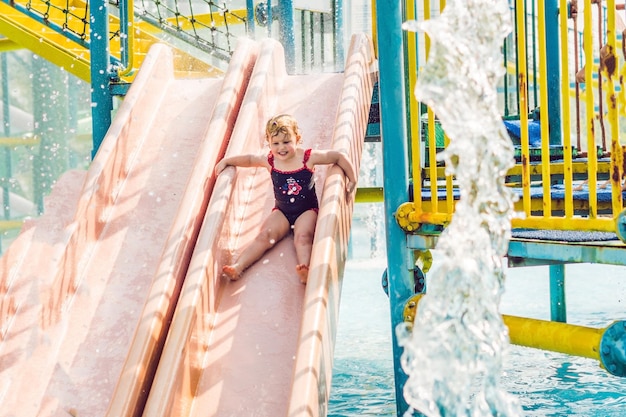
[334,0,345,69]
[549,264,566,322]
[278,0,296,73]
[247,0,256,36]
[375,1,412,415]
[89,0,114,158]
[1,55,10,220]
[545,0,562,146]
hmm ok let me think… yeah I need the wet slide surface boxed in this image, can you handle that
[0,41,256,416]
[192,74,345,417]
[144,35,376,417]
[0,34,375,417]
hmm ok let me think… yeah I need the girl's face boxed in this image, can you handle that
[268,128,299,160]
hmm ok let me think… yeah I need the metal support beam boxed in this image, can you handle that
[549,264,566,322]
[375,1,411,415]
[545,0,562,145]
[278,0,296,73]
[89,0,114,158]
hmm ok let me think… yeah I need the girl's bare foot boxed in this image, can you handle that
[223,264,242,281]
[296,264,309,284]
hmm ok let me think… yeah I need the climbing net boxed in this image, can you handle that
[11,0,246,60]
[132,0,246,60]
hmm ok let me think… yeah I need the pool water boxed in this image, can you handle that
[329,210,626,416]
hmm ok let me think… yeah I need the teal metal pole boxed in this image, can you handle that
[89,0,114,158]
[118,0,130,71]
[278,0,295,73]
[267,0,273,37]
[334,0,345,71]
[1,55,10,220]
[545,0,562,146]
[246,0,255,36]
[375,1,412,415]
[549,264,567,322]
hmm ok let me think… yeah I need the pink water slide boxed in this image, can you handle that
[0,34,376,417]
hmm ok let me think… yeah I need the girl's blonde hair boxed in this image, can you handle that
[265,114,301,143]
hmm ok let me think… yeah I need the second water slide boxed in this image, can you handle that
[142,34,377,417]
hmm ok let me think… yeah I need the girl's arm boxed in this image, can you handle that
[309,150,358,193]
[215,153,268,175]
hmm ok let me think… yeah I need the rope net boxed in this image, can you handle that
[11,0,246,60]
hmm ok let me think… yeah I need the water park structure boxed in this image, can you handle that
[1,1,625,416]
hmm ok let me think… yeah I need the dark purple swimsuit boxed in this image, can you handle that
[269,149,319,226]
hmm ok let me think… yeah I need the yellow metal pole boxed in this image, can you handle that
[503,314,603,360]
[536,0,552,217]
[117,0,135,78]
[583,0,598,218]
[0,220,24,232]
[405,1,422,216]
[0,136,40,146]
[355,187,384,203]
[514,0,531,217]
[371,0,378,56]
[604,0,624,216]
[405,296,616,368]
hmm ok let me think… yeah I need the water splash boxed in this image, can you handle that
[399,1,522,416]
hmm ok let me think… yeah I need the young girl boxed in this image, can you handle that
[215,114,357,284]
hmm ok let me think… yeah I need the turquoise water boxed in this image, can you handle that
[330,208,626,416]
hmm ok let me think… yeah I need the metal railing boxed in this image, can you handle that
[397,0,625,238]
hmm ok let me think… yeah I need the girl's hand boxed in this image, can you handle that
[346,180,357,195]
[215,160,227,175]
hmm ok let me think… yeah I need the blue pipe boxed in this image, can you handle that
[375,1,412,415]
[600,321,626,377]
[89,0,114,157]
[545,0,562,146]
[247,0,255,36]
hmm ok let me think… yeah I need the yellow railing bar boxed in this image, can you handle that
[536,0,553,217]
[427,111,438,213]
[0,37,22,52]
[117,0,135,78]
[442,3,451,216]
[406,1,422,215]
[441,0,452,217]
[515,0,531,217]
[423,2,439,215]
[512,215,615,232]
[0,220,24,232]
[371,0,378,56]
[0,135,40,146]
[421,0,433,219]
[395,0,623,236]
[605,0,624,215]
[583,0,599,218]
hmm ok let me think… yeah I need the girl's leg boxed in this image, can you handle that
[223,210,290,280]
[292,210,318,284]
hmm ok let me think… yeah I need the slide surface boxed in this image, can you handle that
[142,34,376,417]
[0,34,376,417]
[0,40,256,416]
